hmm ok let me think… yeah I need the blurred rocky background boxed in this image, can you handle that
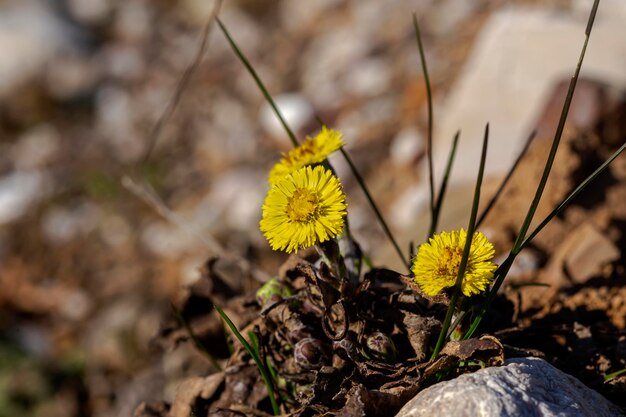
[0,0,625,416]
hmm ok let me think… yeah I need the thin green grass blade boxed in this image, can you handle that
[463,0,602,341]
[430,124,489,360]
[519,141,626,251]
[408,241,415,266]
[476,130,536,228]
[604,368,626,381]
[215,305,280,415]
[172,305,223,371]
[429,131,460,237]
[216,18,298,148]
[339,148,409,269]
[412,13,435,215]
[248,330,260,356]
[511,0,599,253]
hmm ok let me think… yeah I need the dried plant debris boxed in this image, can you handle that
[142,251,508,416]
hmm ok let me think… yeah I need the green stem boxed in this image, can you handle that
[463,0,601,340]
[172,305,223,371]
[339,148,408,269]
[216,18,298,148]
[412,13,435,215]
[510,0,598,253]
[476,130,535,228]
[215,305,280,415]
[428,131,460,237]
[431,125,489,360]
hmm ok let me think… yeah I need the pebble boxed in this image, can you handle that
[259,93,315,142]
[0,171,49,226]
[12,124,61,170]
[390,126,424,165]
[0,0,75,98]
[396,357,624,417]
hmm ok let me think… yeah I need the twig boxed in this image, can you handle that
[141,0,223,164]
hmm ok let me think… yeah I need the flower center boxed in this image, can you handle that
[436,246,464,277]
[286,188,320,222]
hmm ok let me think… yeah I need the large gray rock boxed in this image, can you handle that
[396,357,624,417]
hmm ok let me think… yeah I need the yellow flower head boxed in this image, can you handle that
[260,165,347,253]
[268,126,344,186]
[412,229,496,297]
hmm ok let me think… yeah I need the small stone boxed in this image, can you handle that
[12,124,60,170]
[343,57,392,97]
[545,223,620,285]
[259,93,314,142]
[0,171,49,226]
[294,338,330,371]
[395,357,624,417]
[66,0,111,26]
[390,126,424,165]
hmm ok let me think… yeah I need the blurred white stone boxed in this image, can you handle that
[41,202,101,244]
[344,58,391,97]
[280,0,341,32]
[141,221,196,257]
[390,127,424,165]
[99,215,132,248]
[67,0,110,25]
[390,184,429,229]
[193,168,266,232]
[113,0,151,43]
[12,125,60,170]
[0,171,49,225]
[46,53,100,99]
[433,6,626,188]
[59,289,92,321]
[259,94,314,141]
[96,85,144,162]
[0,0,74,99]
[101,45,145,81]
[428,0,479,36]
[302,25,370,107]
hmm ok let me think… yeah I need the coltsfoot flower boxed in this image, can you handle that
[260,165,347,253]
[268,126,344,185]
[412,229,496,297]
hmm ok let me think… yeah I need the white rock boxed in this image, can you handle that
[66,0,110,26]
[12,124,60,170]
[259,94,314,142]
[390,127,424,165]
[396,357,624,417]
[433,6,626,188]
[96,85,144,162]
[0,0,75,99]
[141,221,196,257]
[0,171,49,225]
[193,168,266,232]
[344,57,392,97]
[41,202,101,244]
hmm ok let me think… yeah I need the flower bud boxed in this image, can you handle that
[366,332,397,363]
[256,278,292,308]
[294,338,329,370]
[332,331,358,361]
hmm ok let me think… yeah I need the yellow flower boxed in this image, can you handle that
[260,165,347,253]
[268,126,344,186]
[412,229,496,297]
